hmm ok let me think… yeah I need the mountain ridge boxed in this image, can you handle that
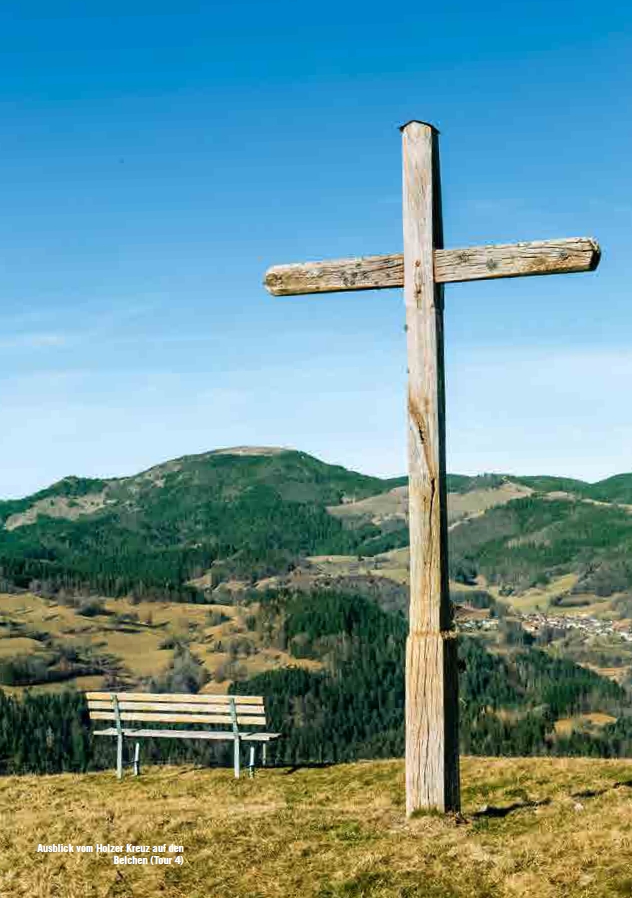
[1,447,632,607]
[3,447,632,764]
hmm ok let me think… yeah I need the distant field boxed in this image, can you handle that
[3,563,631,699]
[0,592,321,695]
[488,573,580,614]
[3,757,632,897]
[328,480,533,529]
[447,481,533,524]
[554,712,618,736]
[306,548,410,585]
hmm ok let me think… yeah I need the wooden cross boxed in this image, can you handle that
[263,121,601,815]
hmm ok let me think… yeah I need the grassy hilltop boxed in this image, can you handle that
[3,757,632,898]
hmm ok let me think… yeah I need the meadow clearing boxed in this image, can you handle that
[3,757,632,897]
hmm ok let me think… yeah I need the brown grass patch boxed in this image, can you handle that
[0,593,321,694]
[554,712,618,736]
[3,757,632,896]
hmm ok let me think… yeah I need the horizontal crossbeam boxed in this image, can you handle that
[264,237,600,296]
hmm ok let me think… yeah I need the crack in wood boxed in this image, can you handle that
[264,238,601,295]
[408,394,437,483]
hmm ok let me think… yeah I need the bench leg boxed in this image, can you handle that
[248,745,255,778]
[234,737,241,779]
[133,742,140,776]
[262,743,267,768]
[116,733,124,781]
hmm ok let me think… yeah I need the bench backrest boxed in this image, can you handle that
[86,692,268,731]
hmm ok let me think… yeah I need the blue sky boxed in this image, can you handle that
[1,1,631,497]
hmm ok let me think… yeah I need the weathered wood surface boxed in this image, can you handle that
[90,711,268,726]
[264,237,600,295]
[402,121,460,816]
[86,691,264,705]
[87,700,266,717]
[262,118,601,815]
[93,727,280,741]
[88,690,279,780]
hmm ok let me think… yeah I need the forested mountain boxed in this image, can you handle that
[0,448,402,601]
[3,586,632,775]
[3,447,632,775]
[1,446,632,603]
[449,495,632,598]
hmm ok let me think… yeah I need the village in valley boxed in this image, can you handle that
[461,610,632,644]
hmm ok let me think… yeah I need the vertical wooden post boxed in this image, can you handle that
[133,741,140,776]
[401,121,460,814]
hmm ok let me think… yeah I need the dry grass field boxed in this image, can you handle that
[327,481,533,529]
[0,592,321,695]
[3,757,632,897]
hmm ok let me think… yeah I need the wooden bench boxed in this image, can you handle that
[86,691,280,780]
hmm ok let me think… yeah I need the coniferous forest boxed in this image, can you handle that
[2,588,632,776]
[3,450,632,775]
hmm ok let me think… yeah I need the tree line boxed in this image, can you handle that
[1,588,631,775]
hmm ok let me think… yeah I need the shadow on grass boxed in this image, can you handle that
[474,778,632,818]
[472,797,552,818]
[282,762,337,776]
[571,778,632,800]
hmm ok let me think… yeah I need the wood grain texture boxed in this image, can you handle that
[93,728,280,741]
[89,711,268,726]
[402,121,460,816]
[406,632,459,811]
[87,700,266,717]
[264,237,600,295]
[86,692,264,705]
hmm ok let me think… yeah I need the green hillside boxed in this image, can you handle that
[508,472,632,505]
[508,474,592,495]
[2,586,630,776]
[588,474,632,504]
[449,496,632,596]
[2,448,631,605]
[232,587,629,764]
[3,447,632,770]
[0,449,399,601]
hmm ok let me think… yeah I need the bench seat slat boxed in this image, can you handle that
[88,700,267,716]
[93,727,281,742]
[90,711,268,725]
[86,691,264,705]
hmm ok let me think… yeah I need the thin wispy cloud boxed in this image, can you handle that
[0,1,628,499]
[0,332,69,349]
[0,298,170,354]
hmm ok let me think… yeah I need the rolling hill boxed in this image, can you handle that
[3,447,632,768]
[3,446,632,606]
[0,448,404,602]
